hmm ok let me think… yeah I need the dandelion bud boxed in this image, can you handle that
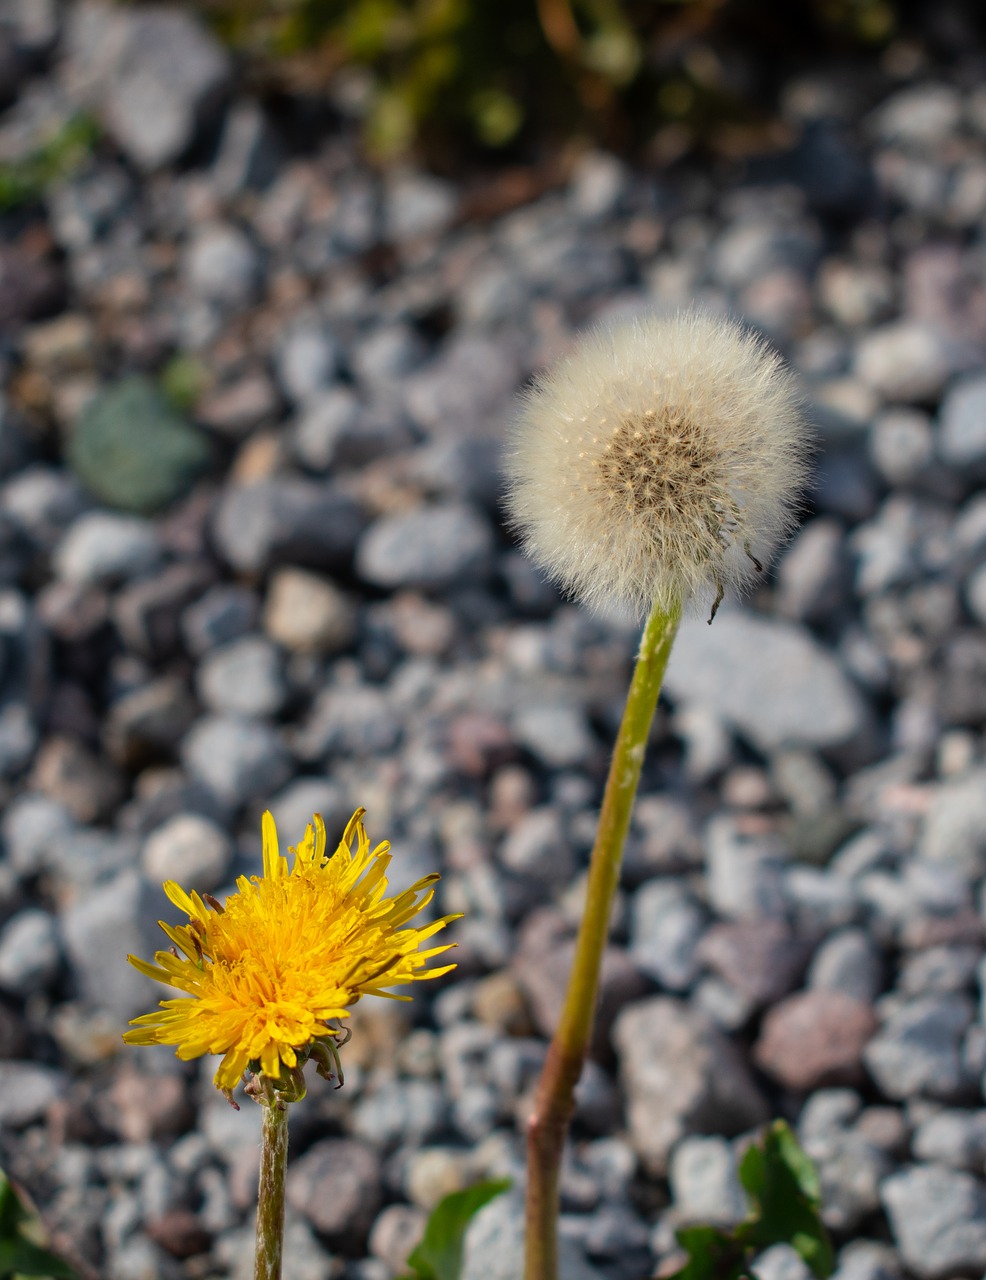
[504,310,809,620]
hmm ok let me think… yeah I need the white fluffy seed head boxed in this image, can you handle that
[503,310,811,620]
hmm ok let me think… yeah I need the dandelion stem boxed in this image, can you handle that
[254,1086,289,1280]
[524,595,682,1280]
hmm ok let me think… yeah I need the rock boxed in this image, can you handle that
[30,735,125,824]
[753,1245,814,1280]
[864,994,974,1101]
[755,991,877,1091]
[854,322,959,403]
[180,716,292,809]
[663,611,867,754]
[196,635,286,718]
[460,1188,604,1280]
[705,816,788,921]
[511,701,595,769]
[352,324,428,389]
[369,1204,426,1274]
[698,919,812,1005]
[0,1061,67,1126]
[67,377,211,514]
[212,99,280,196]
[351,1078,447,1149]
[60,868,154,1016]
[100,1066,193,1144]
[612,996,768,1175]
[266,778,350,847]
[356,504,494,591]
[54,511,160,585]
[384,170,457,243]
[181,584,259,657]
[668,1135,746,1226]
[870,409,934,486]
[938,374,986,476]
[919,769,986,880]
[262,567,357,655]
[113,563,217,660]
[274,322,340,405]
[103,677,198,769]
[499,807,573,888]
[871,83,963,146]
[182,222,258,306]
[142,814,231,894]
[807,929,884,1005]
[807,1130,894,1233]
[64,2,230,170]
[404,335,518,440]
[629,881,707,992]
[293,681,399,762]
[286,1139,381,1242]
[831,1240,903,1280]
[913,1109,986,1170]
[775,518,850,624]
[881,1165,986,1280]
[0,909,60,995]
[212,478,364,575]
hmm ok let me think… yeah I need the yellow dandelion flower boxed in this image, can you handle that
[124,808,458,1092]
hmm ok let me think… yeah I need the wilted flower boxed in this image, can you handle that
[504,310,808,620]
[124,809,457,1092]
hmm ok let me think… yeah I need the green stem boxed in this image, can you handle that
[254,1087,289,1280]
[524,596,682,1280]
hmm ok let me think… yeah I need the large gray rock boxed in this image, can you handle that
[663,611,867,754]
[63,2,230,170]
[919,769,986,879]
[212,479,365,575]
[612,996,768,1175]
[882,1165,986,1280]
[181,715,292,809]
[356,503,494,591]
[864,994,974,1101]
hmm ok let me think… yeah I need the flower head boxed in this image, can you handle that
[504,310,809,619]
[124,809,457,1092]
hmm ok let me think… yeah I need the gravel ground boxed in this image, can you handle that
[3,4,986,1279]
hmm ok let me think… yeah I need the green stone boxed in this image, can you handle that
[68,375,212,514]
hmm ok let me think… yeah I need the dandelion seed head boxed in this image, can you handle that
[504,310,810,618]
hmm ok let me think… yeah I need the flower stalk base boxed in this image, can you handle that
[524,596,682,1280]
[254,1086,289,1280]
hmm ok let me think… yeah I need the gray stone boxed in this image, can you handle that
[384,171,457,243]
[870,409,934,485]
[855,322,958,403]
[882,1164,986,1280]
[292,682,399,762]
[103,676,198,770]
[899,945,980,997]
[630,881,706,992]
[568,151,628,221]
[265,778,349,848]
[60,868,155,1016]
[67,377,211,515]
[369,1204,427,1274]
[352,324,427,388]
[141,814,231,894]
[919,769,986,880]
[668,1135,746,1226]
[0,908,60,994]
[274,322,340,405]
[262,567,357,656]
[864,994,974,1101]
[293,387,361,472]
[871,84,963,146]
[196,635,286,718]
[511,701,595,769]
[404,334,518,440]
[913,1109,986,1170]
[705,816,788,921]
[351,1079,447,1149]
[775,518,850,624]
[966,563,986,626]
[1,792,77,876]
[939,373,986,475]
[0,1061,68,1126]
[211,99,280,196]
[460,1188,604,1280]
[808,928,883,1004]
[181,585,259,657]
[803,1129,891,1232]
[713,220,820,289]
[356,503,494,591]
[212,478,365,575]
[54,511,160,585]
[663,611,867,754]
[181,716,292,808]
[698,919,811,1005]
[183,222,258,306]
[64,3,230,170]
[499,807,573,888]
[831,1241,902,1280]
[612,996,768,1175]
[286,1139,381,1242]
[753,1244,814,1280]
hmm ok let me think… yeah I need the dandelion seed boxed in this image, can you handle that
[504,310,809,619]
[124,809,458,1093]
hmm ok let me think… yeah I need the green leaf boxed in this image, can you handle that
[738,1122,835,1280]
[401,1177,512,1280]
[0,1171,79,1279]
[668,1224,752,1280]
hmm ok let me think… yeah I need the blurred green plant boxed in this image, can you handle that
[399,1177,512,1280]
[187,0,909,159]
[0,115,100,211]
[0,1168,79,1280]
[668,1121,835,1280]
